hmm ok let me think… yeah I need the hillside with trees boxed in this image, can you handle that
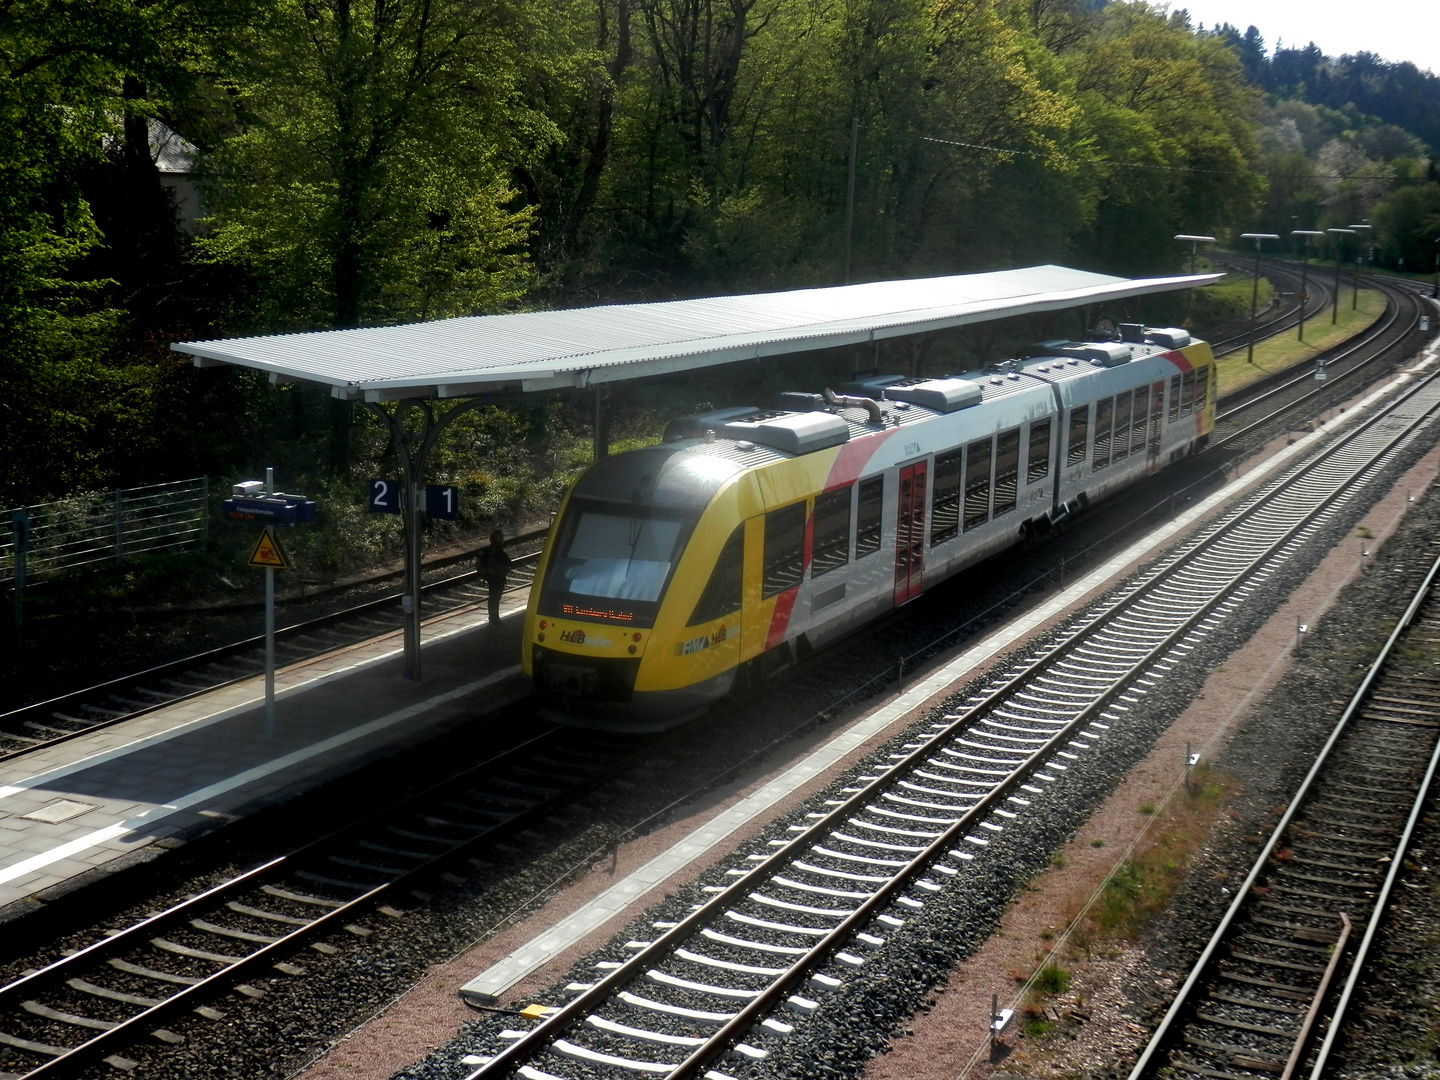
[1,0,1435,541]
[1213,25,1440,272]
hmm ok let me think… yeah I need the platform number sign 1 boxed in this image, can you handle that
[368,478,402,514]
[425,485,459,520]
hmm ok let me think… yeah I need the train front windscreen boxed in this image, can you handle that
[537,501,695,627]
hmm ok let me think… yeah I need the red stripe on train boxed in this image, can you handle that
[823,428,899,491]
[766,588,799,651]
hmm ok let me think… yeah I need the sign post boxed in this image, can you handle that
[366,477,460,680]
[227,468,307,734]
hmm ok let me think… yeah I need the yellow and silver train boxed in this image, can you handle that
[523,326,1216,729]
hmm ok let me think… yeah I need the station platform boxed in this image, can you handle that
[0,590,532,918]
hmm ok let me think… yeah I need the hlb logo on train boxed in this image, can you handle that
[559,628,611,647]
[678,624,728,655]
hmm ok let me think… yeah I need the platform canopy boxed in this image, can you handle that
[173,264,1219,403]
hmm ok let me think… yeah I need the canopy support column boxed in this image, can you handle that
[592,386,609,460]
[363,397,485,680]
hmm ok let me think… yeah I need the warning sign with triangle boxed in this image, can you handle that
[247,526,291,569]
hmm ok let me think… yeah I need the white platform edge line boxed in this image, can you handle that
[0,599,526,803]
[0,666,521,885]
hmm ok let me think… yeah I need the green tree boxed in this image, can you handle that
[1066,4,1261,271]
[1371,183,1440,272]
[199,0,546,331]
[0,0,260,504]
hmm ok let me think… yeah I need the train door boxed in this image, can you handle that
[1147,380,1165,470]
[894,461,927,605]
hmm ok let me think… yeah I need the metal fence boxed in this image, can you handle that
[3,478,210,586]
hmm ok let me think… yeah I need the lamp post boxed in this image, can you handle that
[1174,234,1216,328]
[1174,233,1216,275]
[1240,233,1279,364]
[1292,230,1325,342]
[1350,223,1372,310]
[1327,227,1356,324]
[1432,234,1439,299]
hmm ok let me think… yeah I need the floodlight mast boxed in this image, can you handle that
[1327,228,1357,324]
[1292,230,1325,342]
[1174,234,1216,276]
[1239,233,1280,365]
[1350,223,1372,310]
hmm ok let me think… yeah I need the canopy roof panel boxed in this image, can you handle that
[173,265,1219,402]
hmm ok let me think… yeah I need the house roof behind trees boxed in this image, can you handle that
[172,264,1220,403]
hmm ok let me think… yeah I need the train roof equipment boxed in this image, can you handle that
[650,325,1202,468]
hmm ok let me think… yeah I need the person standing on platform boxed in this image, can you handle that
[478,529,512,623]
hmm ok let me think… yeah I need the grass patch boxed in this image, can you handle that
[1022,1012,1056,1038]
[1020,963,1072,1039]
[1192,273,1272,328]
[1070,766,1234,950]
[1033,962,1071,995]
[1213,286,1385,398]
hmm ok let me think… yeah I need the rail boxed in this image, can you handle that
[0,727,659,1078]
[1128,534,1440,1079]
[462,332,1440,1080]
[0,527,549,763]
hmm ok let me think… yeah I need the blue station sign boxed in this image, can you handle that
[223,494,317,525]
[425,485,459,520]
[368,478,402,514]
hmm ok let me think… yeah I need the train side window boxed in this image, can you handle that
[1129,388,1147,454]
[688,525,745,626]
[762,502,807,598]
[930,449,962,546]
[1195,366,1209,411]
[1093,396,1114,469]
[1181,369,1195,415]
[963,436,993,530]
[855,476,884,559]
[1112,392,1132,462]
[1027,419,1051,483]
[1168,374,1181,422]
[1066,405,1090,466]
[994,429,1020,516]
[811,485,852,577]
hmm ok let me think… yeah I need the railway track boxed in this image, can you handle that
[0,724,651,1079]
[1214,271,1428,451]
[0,278,1428,1079]
[452,307,1440,1080]
[0,529,547,763]
[1209,259,1333,358]
[1128,538,1440,1080]
[5,257,1419,769]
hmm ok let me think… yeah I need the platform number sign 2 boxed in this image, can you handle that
[425,485,459,520]
[368,479,402,514]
